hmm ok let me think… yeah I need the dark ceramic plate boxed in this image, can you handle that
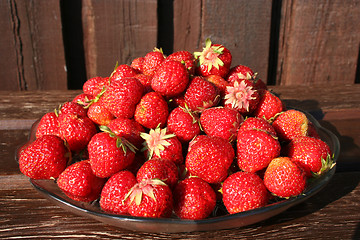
[19,111,340,233]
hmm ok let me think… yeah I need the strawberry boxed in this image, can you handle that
[204,75,228,98]
[134,73,152,93]
[238,117,277,137]
[142,48,165,77]
[283,136,333,177]
[83,76,109,97]
[200,106,243,142]
[59,101,87,118]
[134,91,169,129]
[100,170,137,215]
[72,93,95,108]
[184,76,220,112]
[173,177,216,220]
[272,109,309,142]
[167,106,201,143]
[100,77,144,118]
[185,135,234,184]
[130,57,145,73]
[237,129,280,173]
[106,118,145,149]
[264,157,307,198]
[110,64,138,82]
[36,112,60,138]
[224,79,260,115]
[140,127,183,165]
[151,60,189,98]
[165,50,196,75]
[221,171,269,214]
[19,135,69,179]
[226,65,255,85]
[136,158,179,189]
[125,178,173,218]
[87,101,115,126]
[307,122,321,139]
[194,38,232,78]
[88,132,136,178]
[58,113,97,152]
[253,89,284,121]
[168,93,186,109]
[57,160,106,202]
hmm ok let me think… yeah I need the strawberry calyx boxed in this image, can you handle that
[224,80,257,111]
[180,103,199,124]
[140,127,176,160]
[194,38,224,71]
[237,72,258,81]
[123,178,167,205]
[99,125,137,154]
[312,154,336,178]
[81,86,107,109]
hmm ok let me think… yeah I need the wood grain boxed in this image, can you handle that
[82,0,158,79]
[0,0,67,91]
[277,0,360,85]
[200,0,272,83]
[173,0,202,53]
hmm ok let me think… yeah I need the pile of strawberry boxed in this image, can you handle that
[18,38,335,220]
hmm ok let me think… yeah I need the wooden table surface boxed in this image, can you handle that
[1,85,360,239]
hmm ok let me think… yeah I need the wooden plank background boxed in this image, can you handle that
[1,0,359,90]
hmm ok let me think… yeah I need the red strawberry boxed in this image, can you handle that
[194,38,232,78]
[167,106,201,143]
[168,93,186,109]
[125,179,173,218]
[253,78,268,90]
[131,57,145,73]
[226,65,255,85]
[142,48,165,77]
[307,122,321,139]
[58,113,97,152]
[19,135,69,179]
[204,75,228,98]
[83,76,109,97]
[36,112,60,138]
[200,106,243,142]
[283,136,333,177]
[238,117,277,136]
[184,76,220,112]
[253,89,284,121]
[100,170,137,215]
[237,129,281,173]
[72,93,95,108]
[173,177,216,220]
[59,101,87,118]
[264,157,307,198]
[185,135,235,184]
[151,60,190,98]
[134,73,152,93]
[57,160,106,202]
[100,77,144,118]
[136,158,179,189]
[272,109,309,142]
[134,91,169,129]
[110,64,138,82]
[224,79,260,115]
[107,118,145,149]
[88,132,136,178]
[87,101,115,126]
[140,127,183,165]
[222,171,269,214]
[165,50,196,75]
